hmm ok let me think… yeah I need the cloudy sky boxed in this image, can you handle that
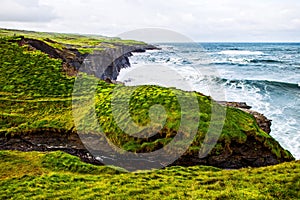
[0,0,300,42]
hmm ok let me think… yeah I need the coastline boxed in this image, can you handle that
[0,28,295,170]
[0,28,299,199]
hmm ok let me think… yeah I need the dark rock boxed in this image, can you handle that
[80,45,158,81]
[101,52,132,80]
[0,131,102,165]
[0,127,294,170]
[227,102,252,109]
[172,136,292,169]
[132,49,146,53]
[132,45,160,53]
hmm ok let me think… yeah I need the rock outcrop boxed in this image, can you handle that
[173,135,290,169]
[170,101,287,169]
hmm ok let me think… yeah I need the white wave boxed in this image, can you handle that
[218,50,264,55]
[209,58,251,65]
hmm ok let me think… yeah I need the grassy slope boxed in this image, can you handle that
[0,37,74,134]
[0,29,298,198]
[0,28,146,54]
[0,150,299,199]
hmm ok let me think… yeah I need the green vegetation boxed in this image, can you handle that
[0,150,299,199]
[0,37,74,135]
[0,28,297,199]
[0,28,146,54]
[0,39,73,96]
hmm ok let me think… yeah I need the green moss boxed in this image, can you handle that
[0,28,147,52]
[0,150,299,199]
[0,38,74,97]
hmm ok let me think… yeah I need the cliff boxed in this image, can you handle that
[0,29,295,171]
[80,45,157,81]
[9,35,157,80]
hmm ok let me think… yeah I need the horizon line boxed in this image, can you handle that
[1,27,300,44]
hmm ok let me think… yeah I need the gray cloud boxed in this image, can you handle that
[0,0,300,41]
[0,0,57,22]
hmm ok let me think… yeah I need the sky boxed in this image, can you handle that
[0,0,300,42]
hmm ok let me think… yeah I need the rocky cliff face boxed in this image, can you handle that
[13,36,157,79]
[172,101,281,169]
[0,115,293,170]
[101,53,132,80]
[80,45,157,81]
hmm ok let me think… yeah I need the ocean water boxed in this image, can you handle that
[118,43,300,160]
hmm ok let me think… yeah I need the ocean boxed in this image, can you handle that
[118,43,300,160]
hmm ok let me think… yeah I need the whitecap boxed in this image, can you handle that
[218,50,264,55]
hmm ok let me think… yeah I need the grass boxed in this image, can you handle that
[0,28,298,198]
[0,37,74,135]
[0,150,299,199]
[0,28,146,54]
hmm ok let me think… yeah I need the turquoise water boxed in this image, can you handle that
[118,43,300,159]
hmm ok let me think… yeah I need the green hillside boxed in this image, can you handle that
[0,28,298,199]
[0,28,146,54]
[0,150,299,199]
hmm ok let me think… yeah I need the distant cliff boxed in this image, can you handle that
[80,45,157,81]
[11,36,157,80]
